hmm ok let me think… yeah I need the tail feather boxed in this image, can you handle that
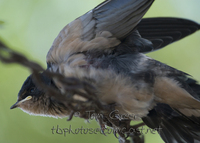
[142,78,200,143]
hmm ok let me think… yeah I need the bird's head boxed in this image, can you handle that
[10,73,68,118]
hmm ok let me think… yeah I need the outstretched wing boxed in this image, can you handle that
[137,17,200,53]
[46,0,154,69]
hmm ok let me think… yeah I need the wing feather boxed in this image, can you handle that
[46,0,154,67]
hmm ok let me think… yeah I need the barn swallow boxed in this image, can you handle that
[10,0,200,142]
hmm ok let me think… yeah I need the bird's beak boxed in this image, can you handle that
[10,96,32,109]
[10,101,19,109]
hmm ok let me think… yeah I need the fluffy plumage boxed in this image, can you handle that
[10,0,200,142]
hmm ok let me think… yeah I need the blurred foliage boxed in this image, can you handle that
[0,0,200,143]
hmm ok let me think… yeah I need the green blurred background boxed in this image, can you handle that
[0,0,200,143]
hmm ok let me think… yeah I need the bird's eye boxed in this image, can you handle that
[30,88,35,93]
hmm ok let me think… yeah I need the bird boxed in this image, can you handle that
[9,0,200,142]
